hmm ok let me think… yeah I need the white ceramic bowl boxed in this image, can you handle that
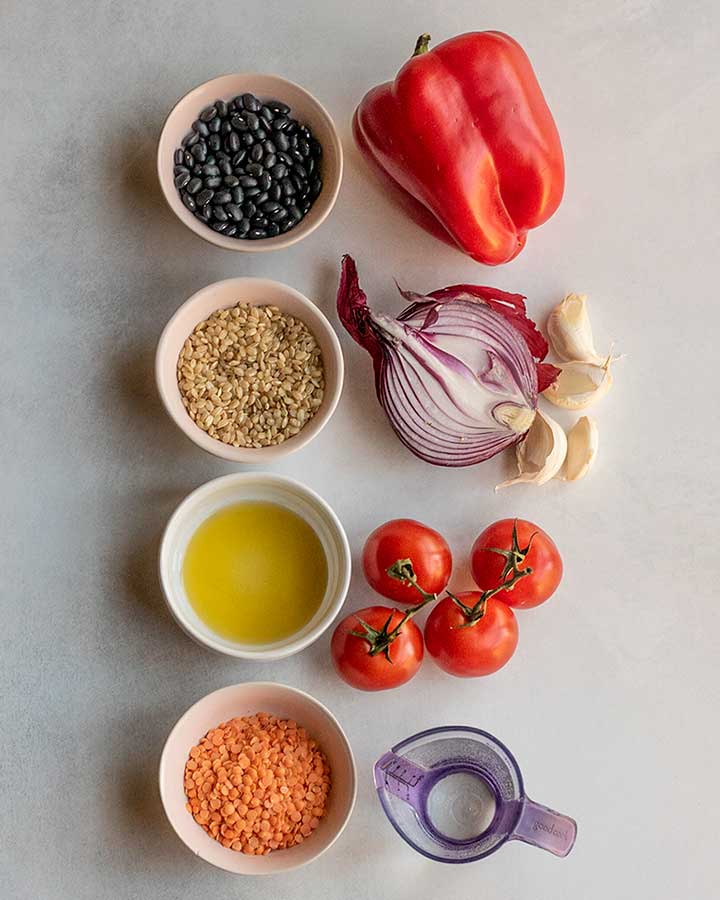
[155,277,343,463]
[159,473,350,659]
[159,682,357,874]
[157,73,343,250]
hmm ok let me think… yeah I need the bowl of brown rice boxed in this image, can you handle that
[156,277,344,462]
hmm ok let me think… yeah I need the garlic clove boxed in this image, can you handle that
[560,416,599,481]
[547,293,605,365]
[543,356,613,409]
[496,409,567,489]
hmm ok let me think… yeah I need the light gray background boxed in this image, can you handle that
[2,1,718,898]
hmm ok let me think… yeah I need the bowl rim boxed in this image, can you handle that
[154,275,344,463]
[158,681,358,874]
[157,72,343,252]
[158,472,351,659]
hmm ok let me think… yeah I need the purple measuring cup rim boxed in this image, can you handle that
[374,725,527,864]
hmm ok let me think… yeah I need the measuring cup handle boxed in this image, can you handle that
[509,797,577,857]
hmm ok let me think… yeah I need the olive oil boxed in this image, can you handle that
[183,501,328,643]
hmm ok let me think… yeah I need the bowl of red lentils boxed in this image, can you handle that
[159,682,356,873]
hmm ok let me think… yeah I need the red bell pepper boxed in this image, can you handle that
[353,32,565,266]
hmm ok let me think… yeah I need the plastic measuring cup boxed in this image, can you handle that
[374,726,577,863]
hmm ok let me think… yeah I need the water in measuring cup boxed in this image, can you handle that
[426,770,497,841]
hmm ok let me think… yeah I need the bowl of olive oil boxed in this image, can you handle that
[159,473,351,659]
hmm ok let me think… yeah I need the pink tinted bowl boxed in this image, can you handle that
[158,682,357,874]
[155,277,344,463]
[157,73,342,250]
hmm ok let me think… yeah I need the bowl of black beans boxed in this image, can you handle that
[158,74,342,250]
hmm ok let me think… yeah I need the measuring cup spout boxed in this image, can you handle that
[373,751,428,809]
[509,797,577,857]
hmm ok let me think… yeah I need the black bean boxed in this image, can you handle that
[200,105,217,122]
[261,200,281,214]
[287,203,301,219]
[232,96,244,109]
[225,225,237,237]
[212,221,229,232]
[263,139,276,154]
[208,134,221,152]
[255,191,270,205]
[245,187,261,197]
[237,217,250,236]
[301,200,311,213]
[256,127,267,140]
[298,139,310,157]
[246,162,263,177]
[204,176,222,189]
[289,133,299,148]
[202,203,212,220]
[193,164,204,177]
[269,183,282,202]
[196,188,214,206]
[251,215,269,228]
[196,206,210,222]
[232,150,247,168]
[230,186,244,204]
[221,120,233,135]
[270,207,288,222]
[184,150,195,167]
[246,112,260,130]
[173,164,188,176]
[247,229,267,240]
[182,130,199,147]
[272,116,290,132]
[192,120,210,137]
[264,152,277,170]
[280,217,296,233]
[270,163,287,180]
[191,142,207,162]
[214,190,232,204]
[285,120,298,135]
[216,150,229,160]
[212,205,228,222]
[241,93,261,111]
[201,163,218,176]
[239,175,257,188]
[306,157,316,176]
[266,223,280,237]
[226,203,243,221]
[174,170,191,188]
[291,149,305,164]
[310,138,322,158]
[250,143,263,162]
[281,177,295,196]
[243,201,257,217]
[208,116,222,133]
[277,151,292,165]
[174,148,185,165]
[275,132,290,152]
[182,193,197,211]
[219,160,233,176]
[268,99,290,114]
[242,132,254,147]
[310,176,322,196]
[223,174,240,187]
[231,113,249,131]
[227,131,241,152]
[206,155,216,165]
[259,171,272,191]
[216,99,228,117]
[187,177,202,194]
[259,105,274,123]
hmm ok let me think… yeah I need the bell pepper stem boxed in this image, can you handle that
[413,33,431,56]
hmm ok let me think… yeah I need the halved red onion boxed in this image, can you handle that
[337,256,559,467]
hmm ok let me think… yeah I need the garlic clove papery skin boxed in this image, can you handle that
[560,416,599,481]
[547,293,605,365]
[542,357,613,410]
[496,409,567,489]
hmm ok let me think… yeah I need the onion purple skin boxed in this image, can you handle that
[337,255,559,468]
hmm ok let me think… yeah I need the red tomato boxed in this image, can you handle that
[363,518,452,604]
[330,605,424,691]
[424,592,518,677]
[470,519,562,609]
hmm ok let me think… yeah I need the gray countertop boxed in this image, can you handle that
[2,1,719,897]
